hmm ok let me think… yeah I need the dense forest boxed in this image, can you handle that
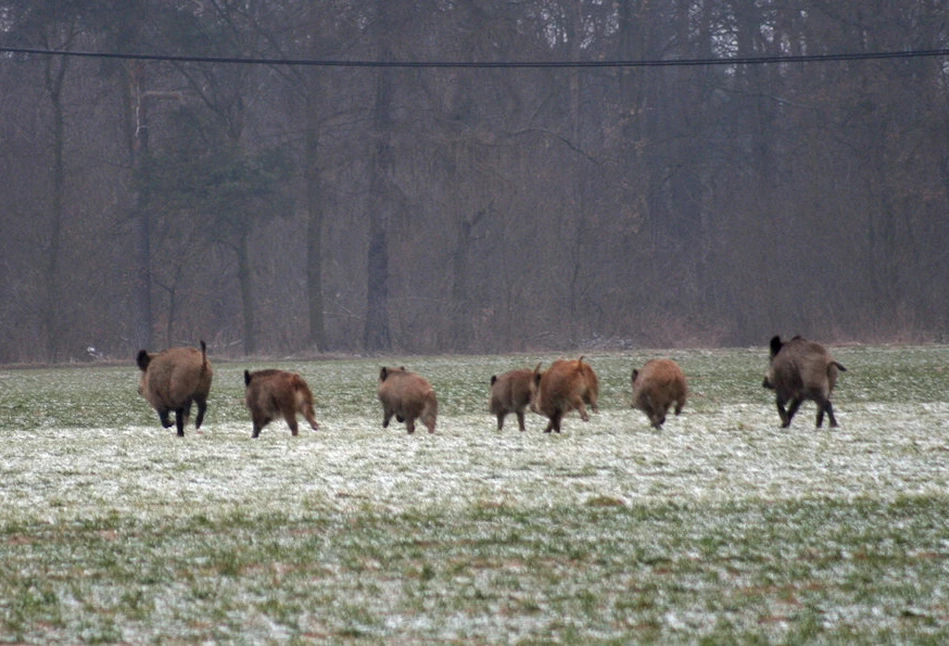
[1,0,948,363]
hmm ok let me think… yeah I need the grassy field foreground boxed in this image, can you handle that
[0,346,947,642]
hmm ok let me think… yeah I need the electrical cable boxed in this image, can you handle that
[1,45,948,68]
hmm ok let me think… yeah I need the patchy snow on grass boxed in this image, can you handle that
[0,346,948,642]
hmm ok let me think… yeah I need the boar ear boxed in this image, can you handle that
[769,335,783,358]
[136,350,151,372]
[244,370,252,386]
[380,367,388,381]
[490,375,497,386]
[632,368,639,383]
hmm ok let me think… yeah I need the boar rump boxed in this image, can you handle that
[529,356,599,433]
[631,359,688,429]
[489,367,536,431]
[136,340,213,437]
[377,366,438,434]
[763,335,847,428]
[244,369,320,438]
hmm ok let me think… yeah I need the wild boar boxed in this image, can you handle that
[631,359,688,429]
[244,369,320,438]
[529,356,599,433]
[489,367,536,431]
[136,340,213,437]
[377,366,438,434]
[763,335,847,428]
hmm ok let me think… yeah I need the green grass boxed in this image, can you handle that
[0,346,948,642]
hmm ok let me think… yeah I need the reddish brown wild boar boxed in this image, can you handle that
[244,369,320,438]
[529,356,599,433]
[489,367,536,431]
[631,359,688,429]
[136,340,213,437]
[763,335,847,428]
[377,366,438,434]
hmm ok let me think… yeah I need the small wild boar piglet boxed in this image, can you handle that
[136,340,213,437]
[529,356,599,433]
[763,335,847,428]
[489,367,536,431]
[377,366,438,434]
[631,359,688,429]
[244,369,320,438]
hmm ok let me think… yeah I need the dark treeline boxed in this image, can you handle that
[1,0,948,363]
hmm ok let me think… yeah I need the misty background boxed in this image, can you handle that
[1,0,947,364]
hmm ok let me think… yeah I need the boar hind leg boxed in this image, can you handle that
[816,399,839,429]
[279,402,300,436]
[779,397,803,428]
[157,409,174,429]
[303,407,319,431]
[515,410,526,432]
[651,410,667,429]
[775,395,790,427]
[194,397,208,430]
[405,417,416,434]
[571,397,590,422]
[174,408,186,437]
[496,413,506,431]
[544,412,563,433]
[251,412,272,438]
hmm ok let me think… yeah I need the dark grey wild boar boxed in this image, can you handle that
[631,359,688,429]
[763,335,847,428]
[244,369,320,438]
[529,357,599,433]
[489,367,536,431]
[377,366,438,434]
[136,340,213,437]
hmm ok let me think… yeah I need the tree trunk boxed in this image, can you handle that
[363,1,397,352]
[237,233,257,356]
[128,61,153,352]
[43,54,68,362]
[305,70,326,351]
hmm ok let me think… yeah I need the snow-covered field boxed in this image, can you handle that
[0,346,947,642]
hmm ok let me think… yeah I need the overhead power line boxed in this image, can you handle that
[1,45,948,68]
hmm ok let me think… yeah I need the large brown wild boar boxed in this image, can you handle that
[631,359,688,429]
[489,367,536,431]
[529,356,599,433]
[244,369,320,438]
[763,335,847,428]
[377,366,438,434]
[136,340,213,437]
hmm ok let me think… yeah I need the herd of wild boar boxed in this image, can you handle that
[136,335,847,437]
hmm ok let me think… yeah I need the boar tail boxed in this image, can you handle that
[244,369,252,386]
[832,361,847,372]
[199,340,210,375]
[136,349,151,372]
[769,335,783,358]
